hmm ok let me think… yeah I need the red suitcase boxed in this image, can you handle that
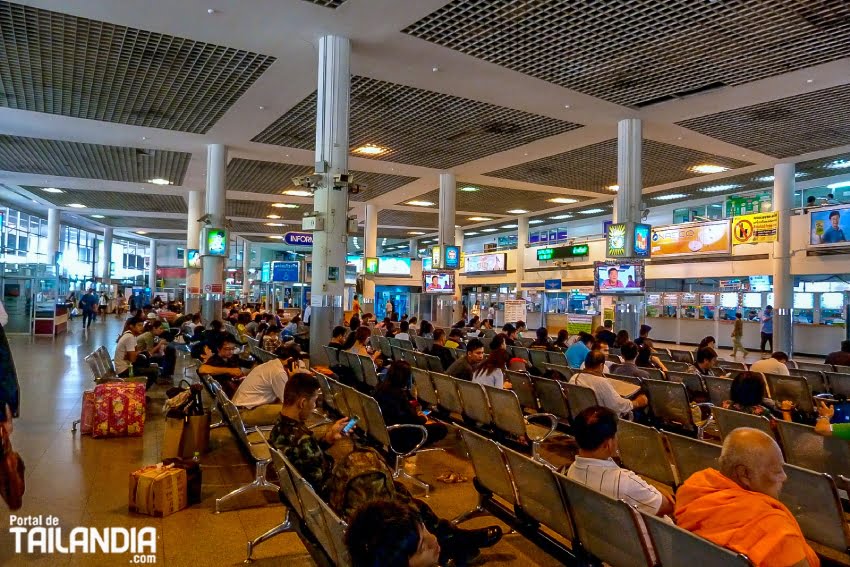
[92,382,146,438]
[79,390,95,435]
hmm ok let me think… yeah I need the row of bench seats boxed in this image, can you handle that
[614,419,850,560]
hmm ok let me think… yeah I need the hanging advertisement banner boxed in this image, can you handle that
[732,212,778,245]
[650,220,731,257]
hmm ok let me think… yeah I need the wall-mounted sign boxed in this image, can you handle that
[463,252,507,273]
[537,244,589,261]
[650,220,731,257]
[606,223,628,257]
[365,257,379,274]
[378,257,412,276]
[809,205,850,248]
[283,232,313,246]
[201,227,228,257]
[271,261,300,282]
[633,223,651,257]
[544,279,563,291]
[185,249,201,268]
[732,212,778,245]
[431,246,442,270]
[444,246,460,270]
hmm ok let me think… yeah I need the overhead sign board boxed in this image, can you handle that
[431,246,442,270]
[809,205,850,248]
[283,232,313,246]
[651,220,731,257]
[537,244,589,261]
[544,278,563,291]
[606,223,628,257]
[606,222,652,259]
[271,261,300,282]
[463,252,507,273]
[633,223,651,257]
[444,246,460,270]
[732,212,778,245]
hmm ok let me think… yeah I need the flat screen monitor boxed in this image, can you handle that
[810,204,850,247]
[423,270,455,294]
[186,249,201,269]
[594,262,644,294]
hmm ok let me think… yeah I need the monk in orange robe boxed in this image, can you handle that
[676,428,819,567]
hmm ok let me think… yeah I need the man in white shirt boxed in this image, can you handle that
[749,351,790,376]
[569,351,648,417]
[114,317,159,389]
[566,406,674,560]
[394,320,411,342]
[232,344,302,426]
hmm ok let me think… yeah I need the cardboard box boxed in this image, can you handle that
[129,465,187,517]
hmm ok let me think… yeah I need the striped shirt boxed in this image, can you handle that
[566,456,662,515]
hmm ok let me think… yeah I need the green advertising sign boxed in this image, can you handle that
[537,244,590,261]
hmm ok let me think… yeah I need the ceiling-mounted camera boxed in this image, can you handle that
[292,174,322,189]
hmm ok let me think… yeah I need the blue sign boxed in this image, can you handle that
[634,223,651,257]
[444,246,460,269]
[272,261,300,282]
[603,220,612,236]
[545,279,563,291]
[283,232,313,246]
[261,262,271,283]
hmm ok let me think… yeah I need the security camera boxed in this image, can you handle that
[333,173,353,184]
[347,183,367,195]
[292,174,322,188]
[197,214,212,225]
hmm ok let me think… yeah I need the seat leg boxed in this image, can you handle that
[245,509,293,563]
[215,462,278,513]
[394,468,432,498]
[72,419,81,432]
[451,495,489,525]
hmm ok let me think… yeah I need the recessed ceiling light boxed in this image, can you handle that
[258,105,265,110]
[67,203,87,208]
[481,228,498,232]
[460,186,479,192]
[806,79,814,84]
[547,197,577,204]
[550,214,573,220]
[653,193,688,201]
[564,104,571,109]
[408,231,425,235]
[272,203,299,209]
[266,222,285,226]
[826,159,850,170]
[578,208,606,214]
[500,224,518,229]
[528,219,545,225]
[283,190,313,197]
[353,144,388,156]
[699,184,742,193]
[148,178,171,185]
[406,200,435,207]
[507,209,528,214]
[42,187,64,193]
[267,214,281,219]
[137,231,148,235]
[606,184,620,192]
[269,235,284,239]
[464,231,479,236]
[689,164,729,174]
[468,216,492,221]
[91,214,105,219]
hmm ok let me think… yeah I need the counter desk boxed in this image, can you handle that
[34,303,68,337]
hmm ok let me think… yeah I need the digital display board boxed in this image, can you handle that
[423,270,455,293]
[444,246,460,269]
[186,249,201,268]
[537,244,589,261]
[810,205,850,248]
[594,261,645,294]
[365,257,379,274]
[463,253,506,273]
[202,228,228,257]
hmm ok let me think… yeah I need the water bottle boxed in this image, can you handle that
[129,365,134,378]
[192,451,200,463]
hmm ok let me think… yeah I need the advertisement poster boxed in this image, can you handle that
[606,223,627,257]
[444,246,460,269]
[186,249,201,268]
[431,246,441,269]
[378,257,411,276]
[463,253,506,273]
[365,257,379,274]
[503,300,527,324]
[810,205,850,247]
[732,212,778,245]
[650,220,731,257]
[205,228,227,256]
[634,224,651,257]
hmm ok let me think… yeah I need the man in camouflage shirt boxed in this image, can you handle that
[271,372,503,566]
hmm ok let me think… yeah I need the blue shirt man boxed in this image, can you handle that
[566,337,592,368]
[761,307,773,334]
[822,211,847,244]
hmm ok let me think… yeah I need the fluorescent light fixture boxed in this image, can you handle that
[606,184,620,192]
[353,144,388,156]
[408,231,425,235]
[827,181,850,189]
[91,214,105,219]
[689,164,729,174]
[283,190,313,197]
[500,224,518,229]
[460,186,479,192]
[577,208,605,214]
[267,214,281,219]
[653,193,688,201]
[42,187,64,193]
[464,231,479,236]
[699,184,742,193]
[467,216,492,221]
[137,231,148,235]
[507,209,528,214]
[268,235,284,239]
[406,200,435,207]
[148,178,171,185]
[266,222,285,226]
[272,203,299,208]
[549,214,573,220]
[67,203,87,208]
[480,228,498,232]
[826,159,850,170]
[547,197,577,204]
[381,238,387,245]
[528,219,545,224]
[756,173,806,182]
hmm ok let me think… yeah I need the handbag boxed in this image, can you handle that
[162,383,210,459]
[0,411,25,510]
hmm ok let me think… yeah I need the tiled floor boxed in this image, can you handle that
[0,317,566,566]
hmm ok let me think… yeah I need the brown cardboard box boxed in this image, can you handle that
[129,464,187,517]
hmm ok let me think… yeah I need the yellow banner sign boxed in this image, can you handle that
[650,220,731,257]
[732,212,778,245]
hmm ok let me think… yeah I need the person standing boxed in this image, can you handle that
[351,294,361,317]
[0,299,20,435]
[98,292,109,321]
[731,312,747,357]
[385,298,393,318]
[760,306,773,356]
[79,288,99,329]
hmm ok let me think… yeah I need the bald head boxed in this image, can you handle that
[719,428,787,499]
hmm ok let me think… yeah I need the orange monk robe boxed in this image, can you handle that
[675,468,819,567]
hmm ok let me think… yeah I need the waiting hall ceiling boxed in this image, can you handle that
[1,0,850,245]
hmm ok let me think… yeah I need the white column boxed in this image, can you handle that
[101,227,113,281]
[773,163,795,355]
[242,238,251,301]
[185,190,203,313]
[516,216,529,296]
[363,203,378,307]
[310,35,351,361]
[438,172,457,256]
[616,118,642,224]
[202,143,227,323]
[148,240,158,292]
[408,238,418,258]
[46,207,61,265]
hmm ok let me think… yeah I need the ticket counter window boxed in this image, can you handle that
[646,294,661,318]
[662,294,679,318]
[700,294,717,320]
[719,292,739,321]
[793,293,814,325]
[821,293,846,326]
[680,293,698,319]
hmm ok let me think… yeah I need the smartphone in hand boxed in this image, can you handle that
[342,416,359,433]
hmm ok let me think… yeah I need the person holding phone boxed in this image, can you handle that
[816,401,850,439]
[233,344,303,426]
